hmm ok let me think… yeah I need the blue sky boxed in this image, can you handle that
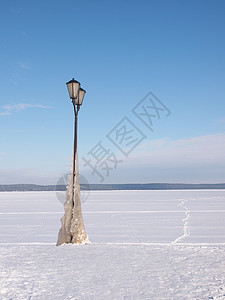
[0,0,225,184]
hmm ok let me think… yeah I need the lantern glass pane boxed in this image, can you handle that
[66,80,80,99]
[78,89,86,105]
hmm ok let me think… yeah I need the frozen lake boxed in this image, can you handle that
[1,190,225,299]
[0,190,225,244]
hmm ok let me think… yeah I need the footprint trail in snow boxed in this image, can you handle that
[172,199,191,244]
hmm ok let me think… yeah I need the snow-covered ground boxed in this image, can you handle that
[0,190,225,299]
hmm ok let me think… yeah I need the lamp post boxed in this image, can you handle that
[66,79,86,210]
[57,78,90,246]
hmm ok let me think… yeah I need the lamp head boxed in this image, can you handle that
[66,78,80,100]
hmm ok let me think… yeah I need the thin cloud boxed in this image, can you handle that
[0,103,52,116]
[95,133,225,183]
[0,168,60,185]
[17,61,31,70]
[129,133,225,167]
[0,111,13,116]
[12,129,25,133]
[217,117,225,124]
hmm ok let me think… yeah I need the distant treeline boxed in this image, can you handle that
[0,183,225,192]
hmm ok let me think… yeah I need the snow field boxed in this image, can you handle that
[0,190,225,299]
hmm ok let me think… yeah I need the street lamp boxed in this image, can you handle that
[57,77,89,245]
[66,78,86,204]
